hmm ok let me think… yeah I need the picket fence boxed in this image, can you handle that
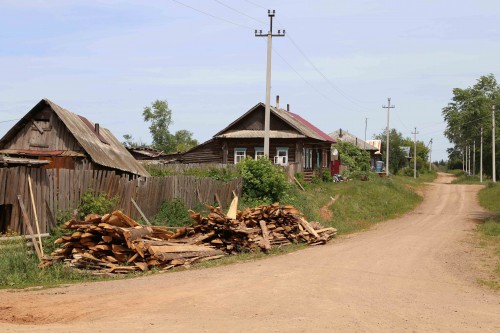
[0,167,242,235]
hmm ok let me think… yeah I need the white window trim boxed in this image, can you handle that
[274,147,289,165]
[234,148,247,164]
[254,147,264,160]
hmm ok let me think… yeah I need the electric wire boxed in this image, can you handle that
[0,119,20,123]
[213,0,265,24]
[171,0,253,30]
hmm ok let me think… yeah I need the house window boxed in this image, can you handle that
[254,147,264,160]
[274,147,288,165]
[304,148,313,169]
[234,148,246,164]
[322,149,328,168]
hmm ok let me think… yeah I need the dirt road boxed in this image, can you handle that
[1,173,499,332]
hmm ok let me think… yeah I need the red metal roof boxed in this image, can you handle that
[287,111,335,143]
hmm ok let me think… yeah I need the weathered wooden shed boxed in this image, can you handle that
[177,102,334,178]
[0,98,149,177]
[329,129,381,168]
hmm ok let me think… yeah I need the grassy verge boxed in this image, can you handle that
[0,236,112,290]
[1,173,435,290]
[285,172,433,234]
[476,182,500,290]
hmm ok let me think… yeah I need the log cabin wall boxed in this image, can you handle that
[181,140,223,164]
[224,139,297,164]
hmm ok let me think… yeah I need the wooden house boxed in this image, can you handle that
[0,99,149,177]
[178,102,335,178]
[329,129,381,171]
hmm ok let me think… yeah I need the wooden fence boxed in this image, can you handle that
[0,167,242,235]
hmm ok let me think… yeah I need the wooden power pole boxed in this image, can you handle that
[255,10,285,157]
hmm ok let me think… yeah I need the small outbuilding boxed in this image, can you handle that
[0,98,149,177]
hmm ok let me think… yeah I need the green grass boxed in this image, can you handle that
[478,182,500,211]
[0,236,109,290]
[476,182,500,290]
[284,174,427,234]
[0,173,434,290]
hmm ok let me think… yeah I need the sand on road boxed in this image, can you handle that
[1,173,499,332]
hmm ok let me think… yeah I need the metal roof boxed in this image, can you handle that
[214,103,335,143]
[0,99,150,177]
[329,129,379,151]
[215,130,306,139]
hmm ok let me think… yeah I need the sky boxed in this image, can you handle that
[1,0,499,161]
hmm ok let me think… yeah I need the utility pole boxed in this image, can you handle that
[255,10,285,157]
[493,105,496,183]
[462,147,465,172]
[382,98,395,176]
[473,140,476,176]
[364,117,367,150]
[428,138,433,172]
[468,144,471,176]
[412,127,419,179]
[480,126,483,183]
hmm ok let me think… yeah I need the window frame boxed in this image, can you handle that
[254,147,264,160]
[234,148,247,164]
[274,147,289,165]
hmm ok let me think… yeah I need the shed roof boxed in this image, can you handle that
[215,103,335,143]
[0,99,150,177]
[329,129,379,151]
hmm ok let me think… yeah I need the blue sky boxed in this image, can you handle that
[1,0,499,161]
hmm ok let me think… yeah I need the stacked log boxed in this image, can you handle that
[45,204,336,274]
[43,211,224,274]
[189,203,337,253]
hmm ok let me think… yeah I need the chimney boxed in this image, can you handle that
[286,103,290,112]
[339,128,343,137]
[276,95,280,109]
[95,123,100,135]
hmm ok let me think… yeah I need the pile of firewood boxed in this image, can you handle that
[189,204,337,253]
[42,211,224,274]
[44,204,336,274]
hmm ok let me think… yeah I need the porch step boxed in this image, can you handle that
[302,171,314,182]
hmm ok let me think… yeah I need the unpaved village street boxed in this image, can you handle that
[0,173,499,332]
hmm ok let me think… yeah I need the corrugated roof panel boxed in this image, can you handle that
[43,99,150,177]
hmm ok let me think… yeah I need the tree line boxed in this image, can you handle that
[442,74,500,177]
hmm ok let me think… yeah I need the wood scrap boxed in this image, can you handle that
[43,203,337,275]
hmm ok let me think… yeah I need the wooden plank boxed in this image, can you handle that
[17,195,42,260]
[214,193,223,210]
[131,198,151,226]
[0,169,6,204]
[299,218,320,238]
[148,244,221,254]
[226,195,238,219]
[258,220,271,251]
[27,174,44,254]
[293,176,306,192]
[31,119,44,134]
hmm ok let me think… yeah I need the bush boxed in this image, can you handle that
[398,167,416,177]
[78,190,119,218]
[238,157,290,203]
[150,198,191,227]
[335,141,370,173]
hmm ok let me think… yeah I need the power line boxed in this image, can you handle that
[243,0,266,10]
[171,0,372,115]
[275,18,376,111]
[171,0,253,30]
[0,119,20,123]
[213,0,265,24]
